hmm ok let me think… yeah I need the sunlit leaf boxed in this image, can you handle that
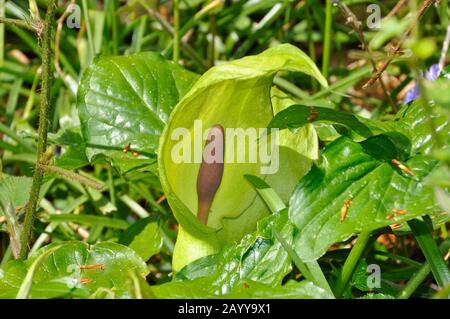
[0,241,149,299]
[77,52,199,173]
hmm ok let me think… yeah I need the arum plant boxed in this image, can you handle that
[158,44,328,271]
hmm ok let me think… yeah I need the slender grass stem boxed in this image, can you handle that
[209,13,216,67]
[273,76,309,100]
[272,223,334,297]
[173,0,180,63]
[18,0,56,260]
[0,17,33,31]
[110,0,118,55]
[408,217,450,288]
[0,0,5,66]
[246,175,333,296]
[334,231,372,297]
[107,165,117,207]
[306,1,317,91]
[398,228,450,299]
[398,262,431,299]
[143,4,208,70]
[0,122,35,152]
[81,0,95,58]
[321,0,332,79]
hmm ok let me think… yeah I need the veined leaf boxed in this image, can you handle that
[77,52,199,173]
[395,100,449,156]
[225,280,333,299]
[154,209,294,298]
[0,175,33,214]
[0,241,148,299]
[47,214,129,229]
[269,99,448,156]
[119,216,163,261]
[48,127,89,170]
[289,136,446,262]
[268,104,375,138]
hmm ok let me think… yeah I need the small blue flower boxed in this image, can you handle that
[425,64,439,81]
[404,84,420,104]
[403,64,440,104]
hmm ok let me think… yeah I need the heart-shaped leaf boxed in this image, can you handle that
[77,52,199,173]
[119,216,163,261]
[0,241,149,299]
[289,136,445,262]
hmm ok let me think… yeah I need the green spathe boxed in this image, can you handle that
[158,44,327,271]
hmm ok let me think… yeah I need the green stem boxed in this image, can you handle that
[81,0,95,57]
[108,0,118,55]
[39,164,104,190]
[439,0,448,29]
[0,0,5,67]
[306,1,317,91]
[398,262,431,299]
[0,122,35,152]
[107,165,117,207]
[209,13,216,67]
[271,227,313,281]
[398,238,450,298]
[322,0,332,79]
[408,217,450,288]
[173,0,180,63]
[306,260,334,297]
[273,76,309,99]
[143,5,207,70]
[18,0,56,260]
[334,231,372,297]
[246,175,333,296]
[0,17,34,31]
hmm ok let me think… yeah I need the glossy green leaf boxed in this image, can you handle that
[119,216,163,261]
[225,280,333,299]
[0,174,33,257]
[77,52,199,173]
[47,214,129,229]
[0,241,149,299]
[289,136,445,262]
[396,100,449,155]
[49,128,89,170]
[424,79,450,109]
[358,293,395,299]
[0,175,32,214]
[158,44,326,270]
[153,209,295,298]
[268,99,449,156]
[268,104,375,138]
[0,261,29,298]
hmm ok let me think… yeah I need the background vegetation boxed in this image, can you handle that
[0,0,449,299]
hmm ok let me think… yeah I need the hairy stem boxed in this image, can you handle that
[19,0,56,260]
[362,0,435,88]
[321,0,332,79]
[173,0,180,63]
[0,17,34,31]
[337,2,397,111]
